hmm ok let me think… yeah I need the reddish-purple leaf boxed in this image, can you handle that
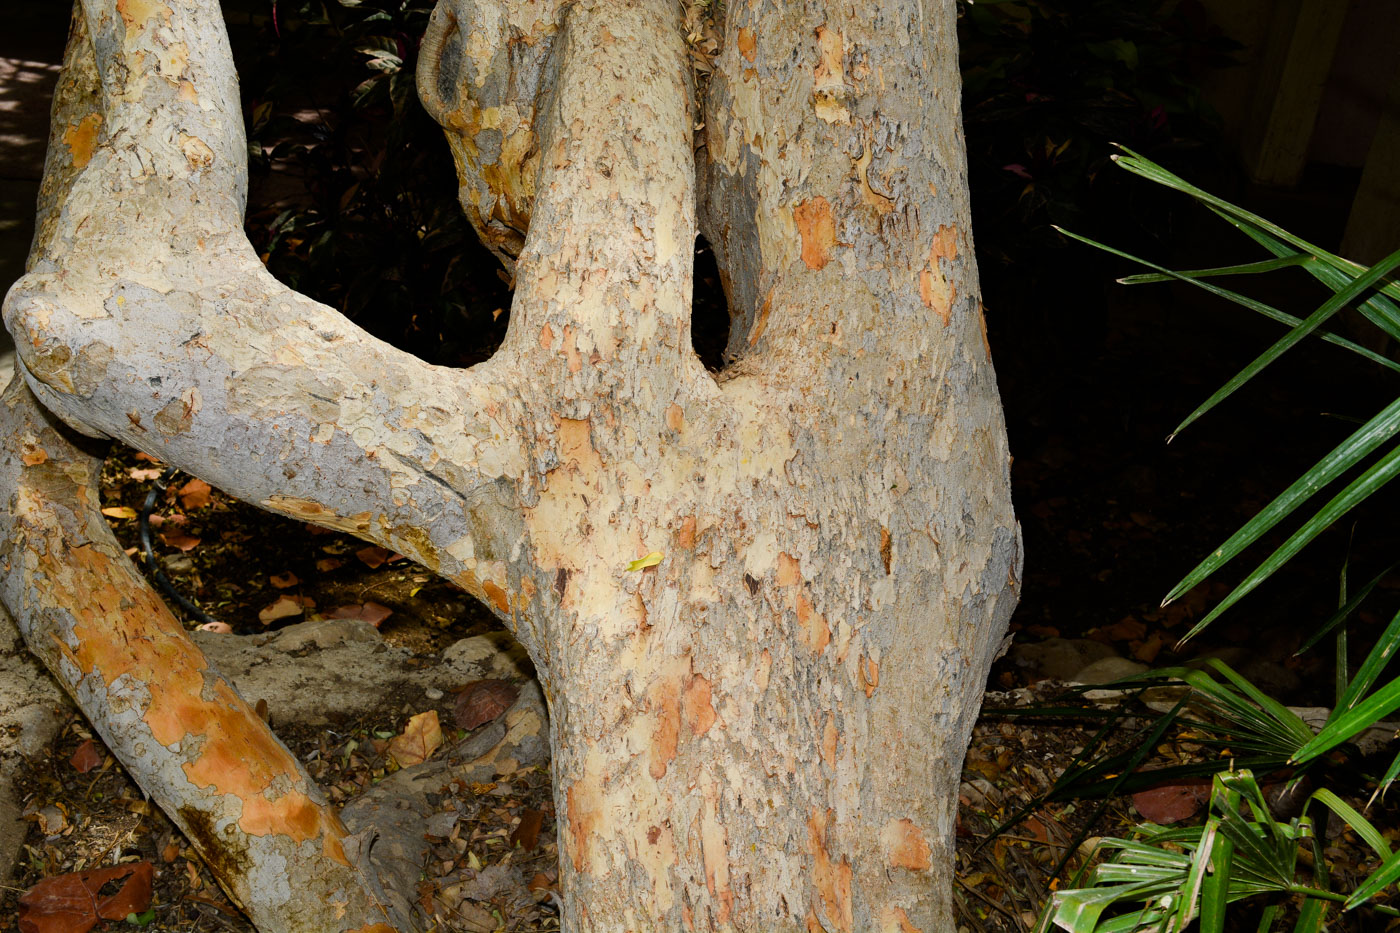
[453,680,519,730]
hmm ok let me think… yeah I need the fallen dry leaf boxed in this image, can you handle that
[327,602,393,627]
[100,507,137,520]
[511,808,544,851]
[128,467,163,481]
[316,557,344,573]
[269,571,299,589]
[158,530,201,552]
[177,478,212,510]
[69,741,102,775]
[355,546,390,569]
[258,595,310,625]
[453,680,519,730]
[1132,780,1210,824]
[18,861,153,933]
[388,710,443,768]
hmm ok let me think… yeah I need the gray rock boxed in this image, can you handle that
[1005,637,1118,682]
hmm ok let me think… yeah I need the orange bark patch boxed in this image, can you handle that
[565,771,602,873]
[879,907,923,932]
[806,807,853,932]
[677,515,696,550]
[20,441,47,466]
[562,324,583,373]
[795,197,836,270]
[919,225,959,325]
[777,552,802,587]
[482,580,511,614]
[62,114,102,169]
[665,403,684,431]
[557,417,602,473]
[795,591,831,653]
[978,301,992,361]
[882,818,932,871]
[683,673,716,737]
[880,526,892,574]
[749,289,774,347]
[648,677,681,779]
[738,27,757,61]
[538,322,554,349]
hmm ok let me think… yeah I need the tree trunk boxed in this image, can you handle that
[2,0,1020,931]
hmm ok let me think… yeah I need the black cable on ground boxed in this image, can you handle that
[137,467,223,628]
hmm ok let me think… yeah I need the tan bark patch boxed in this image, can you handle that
[777,551,802,586]
[665,403,684,431]
[812,26,849,123]
[919,224,959,324]
[178,133,215,171]
[855,140,895,217]
[538,322,554,350]
[62,114,102,169]
[116,0,172,32]
[683,673,716,737]
[262,496,374,535]
[702,783,733,923]
[565,763,602,873]
[821,712,838,766]
[806,807,853,932]
[795,197,836,270]
[748,289,774,346]
[880,525,892,574]
[881,818,932,870]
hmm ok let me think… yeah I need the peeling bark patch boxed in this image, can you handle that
[665,403,683,431]
[820,712,838,766]
[676,515,696,549]
[263,496,373,535]
[178,134,215,171]
[861,655,879,698]
[648,676,680,779]
[116,0,172,33]
[795,198,836,270]
[153,387,200,436]
[701,782,733,923]
[748,289,773,346]
[881,818,932,871]
[919,225,959,324]
[806,807,853,932]
[20,441,48,466]
[682,673,716,737]
[777,553,830,652]
[564,765,602,873]
[482,580,511,614]
[880,526,892,574]
[878,907,923,932]
[62,114,103,169]
[812,26,849,124]
[737,27,757,62]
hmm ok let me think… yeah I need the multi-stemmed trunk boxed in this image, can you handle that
[0,0,1019,930]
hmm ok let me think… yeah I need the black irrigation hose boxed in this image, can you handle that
[137,467,222,627]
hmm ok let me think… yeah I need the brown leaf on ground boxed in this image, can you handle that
[269,571,299,589]
[355,545,390,569]
[315,557,344,573]
[258,595,311,625]
[158,530,201,552]
[389,710,443,768]
[511,809,544,851]
[68,741,102,775]
[177,478,212,510]
[18,861,153,933]
[1131,781,1209,824]
[1098,616,1147,642]
[453,680,519,730]
[327,602,393,627]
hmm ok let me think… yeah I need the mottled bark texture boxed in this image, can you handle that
[2,0,1019,931]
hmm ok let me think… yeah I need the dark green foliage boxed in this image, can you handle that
[237,0,511,367]
[958,0,1236,269]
